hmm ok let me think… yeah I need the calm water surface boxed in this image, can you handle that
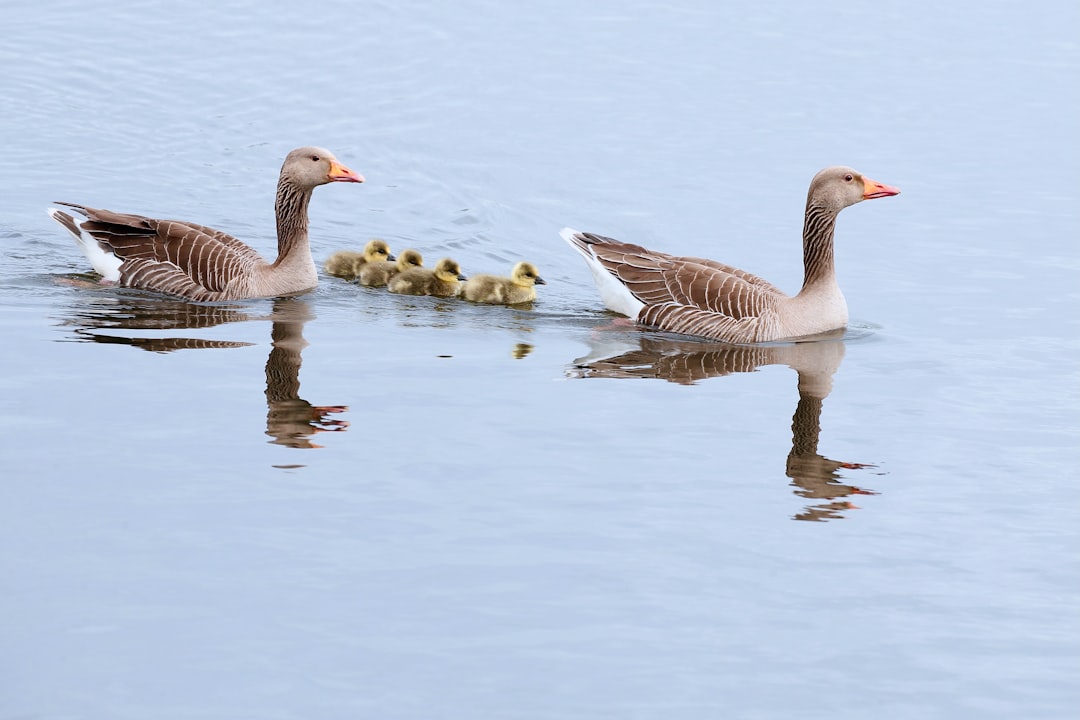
[1,1,1078,718]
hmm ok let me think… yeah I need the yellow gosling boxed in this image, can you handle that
[324,239,393,280]
[462,261,545,305]
[388,257,466,297]
[359,248,424,287]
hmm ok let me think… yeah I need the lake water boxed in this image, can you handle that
[2,1,1078,718]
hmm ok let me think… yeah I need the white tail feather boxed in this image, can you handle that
[560,227,644,318]
[47,208,122,282]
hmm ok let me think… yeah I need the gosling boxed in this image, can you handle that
[388,258,466,297]
[324,239,394,280]
[359,249,424,287]
[461,261,546,305]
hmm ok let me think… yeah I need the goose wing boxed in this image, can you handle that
[569,231,786,324]
[57,203,264,299]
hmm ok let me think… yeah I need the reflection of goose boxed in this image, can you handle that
[358,248,423,287]
[562,166,899,343]
[786,391,877,523]
[56,296,347,449]
[569,335,828,385]
[461,261,546,305]
[262,300,348,449]
[48,147,364,301]
[325,239,394,280]
[388,257,466,297]
[60,298,256,352]
[570,331,878,521]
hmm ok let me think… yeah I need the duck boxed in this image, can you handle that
[358,248,424,287]
[562,166,899,343]
[324,239,394,280]
[387,257,466,297]
[461,261,546,304]
[47,146,363,301]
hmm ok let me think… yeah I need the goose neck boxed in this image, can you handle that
[273,178,312,263]
[800,203,838,289]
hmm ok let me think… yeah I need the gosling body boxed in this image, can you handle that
[359,249,424,287]
[462,261,546,305]
[324,239,393,280]
[388,258,466,297]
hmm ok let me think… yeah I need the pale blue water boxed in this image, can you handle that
[1,1,1078,718]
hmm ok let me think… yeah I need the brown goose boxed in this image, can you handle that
[359,248,424,287]
[562,166,899,343]
[48,147,363,301]
[461,261,546,305]
[387,257,466,297]
[324,239,393,280]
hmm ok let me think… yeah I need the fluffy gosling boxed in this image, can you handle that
[359,249,424,287]
[388,257,466,297]
[324,239,394,280]
[461,261,546,305]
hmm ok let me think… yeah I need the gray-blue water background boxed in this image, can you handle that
[1,1,1078,718]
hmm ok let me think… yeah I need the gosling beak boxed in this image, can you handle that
[386,253,396,262]
[862,176,900,199]
[535,276,547,285]
[328,160,364,183]
[457,273,467,281]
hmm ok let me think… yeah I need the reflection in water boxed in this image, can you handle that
[261,301,348,449]
[56,295,348,450]
[62,296,256,351]
[569,331,880,521]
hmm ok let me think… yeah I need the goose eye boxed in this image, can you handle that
[310,155,321,162]
[843,173,854,182]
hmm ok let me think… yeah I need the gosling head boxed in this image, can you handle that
[434,258,466,283]
[511,261,546,287]
[363,239,394,263]
[396,249,424,271]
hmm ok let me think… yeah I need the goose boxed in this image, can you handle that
[387,257,466,297]
[461,261,546,305]
[47,146,363,301]
[324,239,393,280]
[358,248,424,287]
[562,166,899,343]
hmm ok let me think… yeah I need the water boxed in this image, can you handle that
[2,1,1078,718]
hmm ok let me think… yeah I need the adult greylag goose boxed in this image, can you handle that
[562,166,899,343]
[387,257,466,297]
[359,248,423,287]
[461,261,546,304]
[324,239,393,280]
[48,147,363,301]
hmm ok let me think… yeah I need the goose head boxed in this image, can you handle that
[808,166,900,212]
[511,261,546,287]
[281,146,364,187]
[434,258,466,283]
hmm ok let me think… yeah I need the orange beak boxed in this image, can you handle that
[862,176,900,199]
[328,160,364,183]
